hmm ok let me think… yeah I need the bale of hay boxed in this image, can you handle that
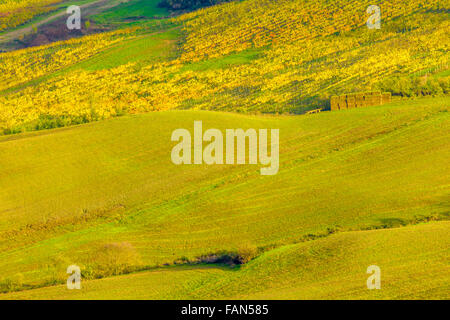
[382,92,392,104]
[355,93,365,108]
[332,92,388,110]
[330,96,339,111]
[363,94,371,107]
[338,96,347,110]
[372,93,382,105]
[346,94,356,109]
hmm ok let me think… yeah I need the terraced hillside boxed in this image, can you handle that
[0,0,62,32]
[0,0,448,134]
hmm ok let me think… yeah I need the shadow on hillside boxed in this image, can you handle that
[288,95,331,114]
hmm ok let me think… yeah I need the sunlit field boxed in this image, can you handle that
[0,0,448,300]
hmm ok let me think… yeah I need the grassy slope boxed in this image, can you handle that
[73,29,180,71]
[2,221,449,299]
[0,27,179,98]
[0,0,102,36]
[1,1,448,134]
[0,97,448,295]
[91,0,169,25]
[0,0,166,52]
[0,0,448,300]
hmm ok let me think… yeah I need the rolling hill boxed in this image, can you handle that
[0,97,449,298]
[3,221,449,299]
[0,0,448,300]
[0,0,448,134]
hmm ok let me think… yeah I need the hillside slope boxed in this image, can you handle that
[0,98,448,295]
[0,0,63,33]
[0,0,449,300]
[2,222,449,299]
[0,0,448,134]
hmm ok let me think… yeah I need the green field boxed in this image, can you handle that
[3,221,449,299]
[0,97,448,298]
[0,0,449,300]
[76,29,180,71]
[91,0,170,25]
[0,0,102,36]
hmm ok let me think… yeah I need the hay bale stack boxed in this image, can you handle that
[364,92,374,107]
[346,94,356,109]
[382,92,391,104]
[330,96,339,111]
[355,93,365,108]
[372,92,382,105]
[364,92,377,106]
[338,96,347,110]
[363,92,372,106]
[330,91,391,112]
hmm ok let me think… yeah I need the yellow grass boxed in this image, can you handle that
[1,1,448,133]
[0,97,448,298]
[2,222,448,299]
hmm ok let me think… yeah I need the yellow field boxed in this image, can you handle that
[0,0,449,300]
[0,0,448,134]
[177,0,445,60]
[0,28,138,91]
[0,0,62,32]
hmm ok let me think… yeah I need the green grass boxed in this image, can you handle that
[0,97,448,298]
[1,0,448,301]
[179,48,264,72]
[2,222,449,299]
[92,0,170,25]
[76,29,180,71]
[0,27,181,96]
[434,69,450,78]
[0,0,100,36]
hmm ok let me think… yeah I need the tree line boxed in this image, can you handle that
[158,0,233,10]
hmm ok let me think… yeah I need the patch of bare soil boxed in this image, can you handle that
[0,0,122,50]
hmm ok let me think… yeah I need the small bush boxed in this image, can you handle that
[198,244,258,266]
[0,274,24,293]
[159,0,233,10]
[377,75,449,97]
[235,244,258,264]
[84,242,141,278]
